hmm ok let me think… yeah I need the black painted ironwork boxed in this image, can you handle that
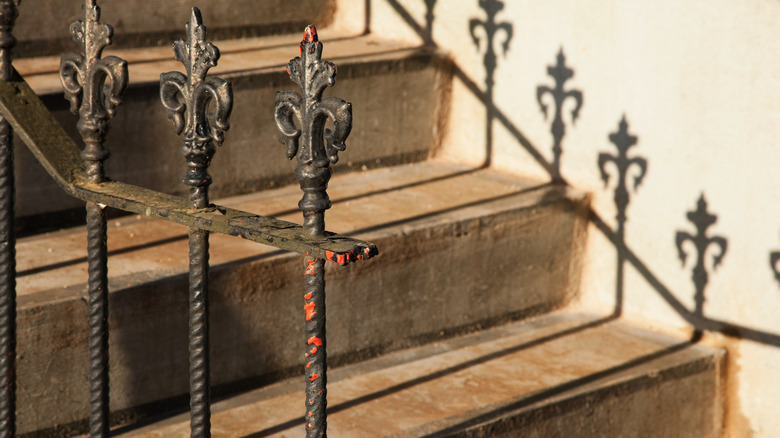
[0,1,17,436]
[469,0,512,167]
[537,49,583,184]
[598,116,646,315]
[676,194,727,319]
[275,25,352,438]
[160,8,232,437]
[58,1,127,436]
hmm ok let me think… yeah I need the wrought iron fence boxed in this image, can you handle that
[0,1,377,437]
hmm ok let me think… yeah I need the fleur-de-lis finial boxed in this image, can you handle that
[59,0,128,183]
[160,7,232,209]
[275,25,352,238]
[537,48,583,183]
[469,0,513,83]
[676,194,728,316]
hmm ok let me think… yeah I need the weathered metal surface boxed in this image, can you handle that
[58,1,128,435]
[0,70,377,265]
[0,1,18,436]
[275,25,353,438]
[161,9,233,436]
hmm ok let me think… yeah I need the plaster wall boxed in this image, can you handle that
[334,0,780,436]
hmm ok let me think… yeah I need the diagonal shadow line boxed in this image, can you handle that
[260,167,482,219]
[243,315,617,437]
[384,0,558,181]
[420,339,694,437]
[342,183,552,237]
[590,210,780,347]
[17,234,188,277]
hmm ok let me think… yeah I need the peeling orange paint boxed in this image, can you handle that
[305,302,317,320]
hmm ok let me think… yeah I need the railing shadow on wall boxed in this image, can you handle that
[377,0,780,349]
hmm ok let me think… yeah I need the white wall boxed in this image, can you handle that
[335,0,780,435]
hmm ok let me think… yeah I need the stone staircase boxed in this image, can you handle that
[10,1,725,437]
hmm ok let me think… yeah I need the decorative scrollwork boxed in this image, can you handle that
[59,0,128,183]
[275,25,352,238]
[160,7,232,208]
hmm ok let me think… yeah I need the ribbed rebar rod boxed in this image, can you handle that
[304,255,326,437]
[0,2,19,436]
[86,200,108,437]
[160,9,232,437]
[188,224,210,437]
[59,2,128,435]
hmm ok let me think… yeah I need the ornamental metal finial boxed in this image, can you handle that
[537,48,583,183]
[275,25,352,238]
[675,194,728,317]
[59,0,128,183]
[0,0,20,79]
[160,7,233,209]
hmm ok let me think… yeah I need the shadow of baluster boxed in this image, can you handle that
[597,116,646,316]
[537,48,582,184]
[469,0,512,167]
[676,194,727,339]
[423,0,436,45]
[770,241,780,286]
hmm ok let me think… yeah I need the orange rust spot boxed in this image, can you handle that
[310,347,318,355]
[305,258,317,275]
[309,373,319,381]
[308,336,323,346]
[305,302,317,321]
[306,361,312,368]
[304,292,312,300]
[337,253,346,264]
[308,411,313,417]
[325,250,335,261]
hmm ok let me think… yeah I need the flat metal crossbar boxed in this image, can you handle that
[0,70,377,266]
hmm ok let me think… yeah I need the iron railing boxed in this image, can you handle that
[0,1,377,437]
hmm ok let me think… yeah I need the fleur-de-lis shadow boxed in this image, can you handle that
[469,0,512,167]
[274,25,352,239]
[598,116,646,315]
[769,240,780,286]
[538,48,583,183]
[59,0,128,183]
[676,194,727,319]
[160,8,232,209]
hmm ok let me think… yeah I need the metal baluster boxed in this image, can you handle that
[160,9,232,437]
[0,1,18,436]
[59,1,127,436]
[274,25,352,438]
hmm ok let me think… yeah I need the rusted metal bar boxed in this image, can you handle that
[161,8,232,436]
[0,72,377,263]
[58,1,128,436]
[275,25,353,438]
[0,1,18,436]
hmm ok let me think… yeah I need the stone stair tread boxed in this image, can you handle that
[114,312,724,437]
[15,32,424,95]
[16,161,562,303]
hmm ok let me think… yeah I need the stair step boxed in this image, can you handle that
[13,32,450,223]
[13,0,337,57]
[15,161,588,435]
[114,312,725,437]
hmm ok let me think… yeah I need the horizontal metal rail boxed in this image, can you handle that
[0,70,377,266]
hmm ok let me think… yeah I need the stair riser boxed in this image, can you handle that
[15,194,587,435]
[447,356,723,438]
[13,0,335,57]
[16,51,449,221]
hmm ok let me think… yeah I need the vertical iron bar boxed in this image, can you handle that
[59,2,128,436]
[160,9,232,437]
[275,26,353,438]
[303,255,326,437]
[0,2,18,435]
